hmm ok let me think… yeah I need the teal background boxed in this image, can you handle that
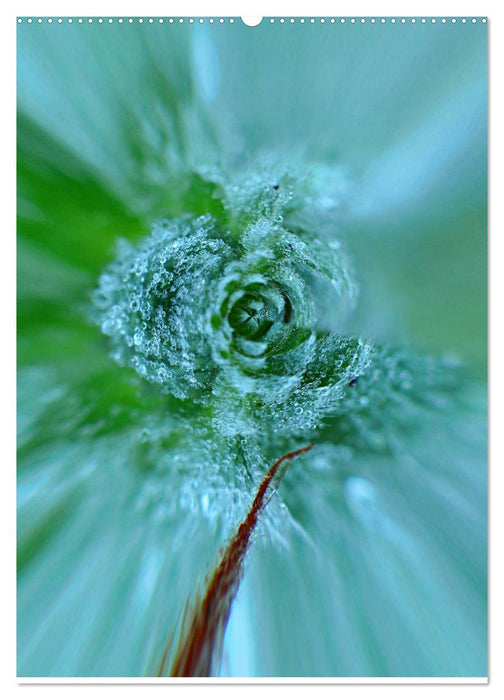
[17,19,487,677]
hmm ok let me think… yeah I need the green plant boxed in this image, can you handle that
[17,19,487,678]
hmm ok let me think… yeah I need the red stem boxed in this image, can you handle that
[157,443,314,677]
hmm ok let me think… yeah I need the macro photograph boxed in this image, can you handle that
[17,15,487,679]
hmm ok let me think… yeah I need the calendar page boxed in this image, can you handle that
[17,14,488,682]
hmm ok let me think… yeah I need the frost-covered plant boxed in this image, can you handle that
[17,20,487,679]
[88,159,484,676]
[93,164,367,436]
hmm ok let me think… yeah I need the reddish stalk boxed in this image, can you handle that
[157,443,314,677]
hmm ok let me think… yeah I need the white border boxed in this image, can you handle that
[17,676,489,684]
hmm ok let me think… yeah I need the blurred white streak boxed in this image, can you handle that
[192,29,221,105]
[351,75,486,221]
[221,574,257,676]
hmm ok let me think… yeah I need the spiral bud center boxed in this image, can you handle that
[93,165,370,434]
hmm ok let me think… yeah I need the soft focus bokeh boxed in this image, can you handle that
[17,18,487,677]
